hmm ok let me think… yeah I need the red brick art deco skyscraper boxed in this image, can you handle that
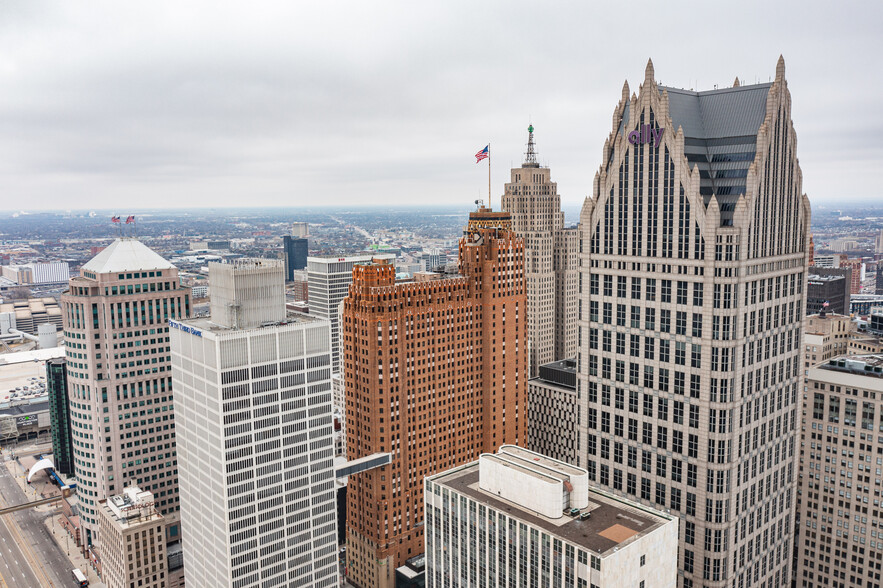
[343,206,527,588]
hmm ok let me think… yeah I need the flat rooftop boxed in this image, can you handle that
[820,354,883,378]
[174,309,321,335]
[435,463,670,556]
[0,357,52,404]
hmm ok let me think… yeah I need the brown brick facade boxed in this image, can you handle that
[343,212,527,588]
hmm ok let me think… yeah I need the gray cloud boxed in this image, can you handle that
[0,0,880,213]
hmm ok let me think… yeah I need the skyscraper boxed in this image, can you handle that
[502,125,578,375]
[342,206,527,588]
[797,354,883,587]
[61,238,190,547]
[46,357,74,476]
[283,235,309,280]
[577,59,810,587]
[170,259,339,588]
[307,253,394,373]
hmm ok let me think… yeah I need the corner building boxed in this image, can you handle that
[578,58,810,587]
[62,238,190,547]
[343,207,527,588]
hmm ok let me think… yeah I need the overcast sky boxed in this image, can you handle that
[1,1,880,213]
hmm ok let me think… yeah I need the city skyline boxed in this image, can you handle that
[1,2,881,211]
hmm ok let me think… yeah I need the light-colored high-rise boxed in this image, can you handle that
[797,354,883,587]
[307,254,394,373]
[61,238,190,547]
[171,258,338,588]
[502,126,578,375]
[425,446,678,588]
[577,58,810,587]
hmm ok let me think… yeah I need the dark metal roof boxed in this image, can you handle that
[663,83,771,140]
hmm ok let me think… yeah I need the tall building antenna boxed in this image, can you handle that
[524,124,538,166]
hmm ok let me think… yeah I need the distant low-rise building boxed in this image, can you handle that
[0,297,63,336]
[2,262,70,285]
[188,240,231,251]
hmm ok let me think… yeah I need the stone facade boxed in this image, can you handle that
[502,127,578,376]
[577,58,810,587]
[62,239,190,548]
[797,355,883,587]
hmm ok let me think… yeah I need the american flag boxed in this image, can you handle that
[125,215,135,224]
[475,145,489,163]
[111,216,120,223]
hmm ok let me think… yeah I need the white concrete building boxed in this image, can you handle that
[307,254,394,373]
[425,446,678,587]
[171,259,338,588]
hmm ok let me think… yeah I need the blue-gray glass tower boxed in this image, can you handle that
[283,235,308,280]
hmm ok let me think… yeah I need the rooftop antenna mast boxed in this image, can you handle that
[524,124,538,166]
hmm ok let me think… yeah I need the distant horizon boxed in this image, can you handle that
[0,198,880,215]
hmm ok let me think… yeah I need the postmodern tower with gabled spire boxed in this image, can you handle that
[502,124,578,376]
[578,58,810,588]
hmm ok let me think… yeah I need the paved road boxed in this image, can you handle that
[0,451,74,587]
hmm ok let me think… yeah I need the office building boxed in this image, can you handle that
[797,354,883,587]
[171,258,338,588]
[528,358,579,465]
[1,261,70,285]
[307,253,394,373]
[46,357,74,476]
[803,313,855,368]
[188,240,231,251]
[851,294,883,316]
[812,254,843,269]
[502,125,578,375]
[291,222,310,238]
[62,238,190,547]
[577,59,809,587]
[842,258,865,294]
[98,487,167,588]
[806,270,851,316]
[877,267,883,295]
[425,446,678,588]
[343,206,527,588]
[283,235,309,279]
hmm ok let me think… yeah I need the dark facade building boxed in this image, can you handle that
[877,267,883,295]
[46,358,74,475]
[282,235,308,279]
[807,271,851,316]
[527,358,579,464]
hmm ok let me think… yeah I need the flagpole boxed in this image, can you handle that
[487,141,491,210]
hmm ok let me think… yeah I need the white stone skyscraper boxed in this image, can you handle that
[578,58,810,587]
[171,258,338,588]
[61,238,190,549]
[502,125,578,375]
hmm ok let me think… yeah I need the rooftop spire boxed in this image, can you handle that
[524,124,539,167]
